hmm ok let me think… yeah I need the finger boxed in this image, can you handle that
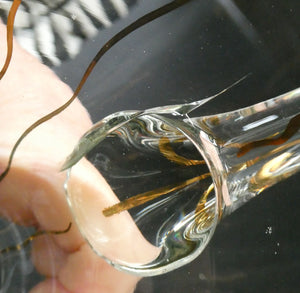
[0,161,85,251]
[31,227,140,293]
[30,278,71,293]
[31,234,68,278]
[58,244,140,293]
[0,22,92,245]
[32,236,140,293]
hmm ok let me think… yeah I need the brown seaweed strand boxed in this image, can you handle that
[194,183,215,229]
[237,113,300,157]
[0,0,193,182]
[0,222,71,254]
[103,172,211,217]
[158,137,206,166]
[195,183,214,215]
[0,0,21,79]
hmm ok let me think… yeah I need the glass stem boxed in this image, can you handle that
[187,88,300,216]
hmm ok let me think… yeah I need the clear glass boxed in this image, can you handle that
[64,87,300,276]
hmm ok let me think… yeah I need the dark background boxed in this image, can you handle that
[54,0,300,292]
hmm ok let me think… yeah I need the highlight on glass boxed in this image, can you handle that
[63,87,300,276]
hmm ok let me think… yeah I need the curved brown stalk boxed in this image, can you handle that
[0,223,71,254]
[103,173,211,217]
[159,137,206,166]
[0,0,21,79]
[237,113,300,157]
[0,0,193,182]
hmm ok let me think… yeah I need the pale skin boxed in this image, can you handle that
[0,24,140,293]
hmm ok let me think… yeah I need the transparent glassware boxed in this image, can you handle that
[63,87,300,276]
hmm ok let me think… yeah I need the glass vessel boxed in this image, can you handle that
[63,86,300,276]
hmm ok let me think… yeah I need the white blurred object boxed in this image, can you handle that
[0,0,138,66]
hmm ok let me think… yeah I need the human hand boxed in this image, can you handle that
[0,23,140,293]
